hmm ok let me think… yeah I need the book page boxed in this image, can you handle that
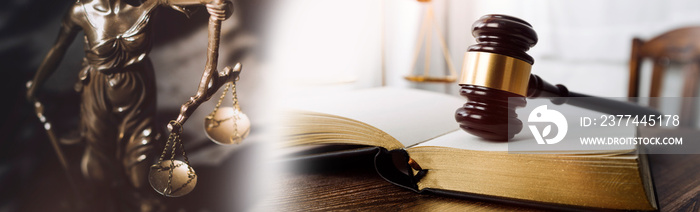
[414,102,637,153]
[288,87,464,147]
[412,130,633,153]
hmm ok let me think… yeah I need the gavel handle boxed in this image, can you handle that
[528,74,662,116]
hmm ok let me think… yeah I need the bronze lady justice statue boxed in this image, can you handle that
[25,0,233,209]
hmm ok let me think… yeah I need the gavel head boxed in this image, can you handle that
[455,14,538,141]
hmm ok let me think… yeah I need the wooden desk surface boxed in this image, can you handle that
[267,153,700,211]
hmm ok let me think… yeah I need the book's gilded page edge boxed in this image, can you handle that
[283,110,405,150]
[284,146,382,162]
[405,146,654,210]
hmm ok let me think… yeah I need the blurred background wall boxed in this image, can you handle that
[269,0,700,100]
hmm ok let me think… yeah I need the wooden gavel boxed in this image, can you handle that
[455,14,660,141]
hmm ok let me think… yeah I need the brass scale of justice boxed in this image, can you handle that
[404,0,458,83]
[148,0,251,197]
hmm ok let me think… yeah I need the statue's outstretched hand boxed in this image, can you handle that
[206,0,233,21]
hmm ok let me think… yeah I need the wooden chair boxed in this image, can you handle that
[628,27,700,127]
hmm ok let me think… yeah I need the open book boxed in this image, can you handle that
[283,87,657,211]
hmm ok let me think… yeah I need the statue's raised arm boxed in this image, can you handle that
[163,0,238,133]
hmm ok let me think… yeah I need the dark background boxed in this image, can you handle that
[0,0,269,211]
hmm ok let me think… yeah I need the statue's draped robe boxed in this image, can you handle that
[73,1,159,191]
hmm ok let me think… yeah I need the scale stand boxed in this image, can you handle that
[404,0,457,83]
